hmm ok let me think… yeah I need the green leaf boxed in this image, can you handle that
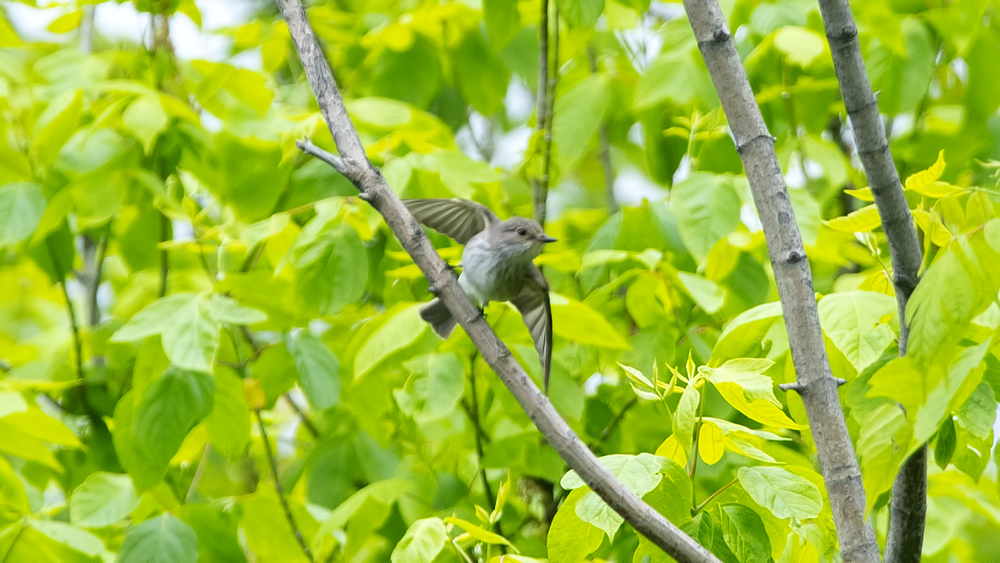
[558,0,604,28]
[70,472,138,528]
[118,514,198,563]
[483,0,520,48]
[703,358,802,428]
[394,353,464,421]
[453,29,510,115]
[547,488,604,563]
[561,453,676,540]
[24,518,108,562]
[716,504,773,563]
[112,392,167,491]
[772,26,825,67]
[933,417,956,469]
[634,52,717,109]
[825,204,882,232]
[112,293,261,372]
[32,88,84,165]
[191,59,274,116]
[177,504,246,563]
[205,368,251,459]
[185,132,291,221]
[956,382,996,439]
[239,488,313,560]
[620,363,660,401]
[443,517,514,547]
[122,94,170,153]
[737,466,822,519]
[673,382,700,455]
[670,173,741,261]
[0,457,29,526]
[289,223,368,317]
[866,18,934,115]
[287,332,340,411]
[206,294,267,325]
[354,304,425,379]
[817,291,897,373]
[906,245,989,366]
[0,182,45,246]
[552,74,611,171]
[712,302,784,364]
[133,367,214,468]
[676,271,726,314]
[390,517,447,563]
[550,293,630,349]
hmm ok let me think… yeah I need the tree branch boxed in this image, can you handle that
[681,2,879,561]
[815,2,926,560]
[275,1,716,559]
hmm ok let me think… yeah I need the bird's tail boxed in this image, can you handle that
[420,298,457,338]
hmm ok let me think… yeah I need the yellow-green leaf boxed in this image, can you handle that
[904,149,946,193]
[826,204,882,233]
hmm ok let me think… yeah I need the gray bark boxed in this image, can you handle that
[681,2,880,562]
[816,1,926,560]
[275,0,718,560]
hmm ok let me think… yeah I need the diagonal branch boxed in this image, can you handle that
[816,3,926,560]
[275,0,716,560]
[681,2,879,562]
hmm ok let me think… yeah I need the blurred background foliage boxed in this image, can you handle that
[1,0,1000,561]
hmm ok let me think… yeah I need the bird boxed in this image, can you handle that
[403,198,556,392]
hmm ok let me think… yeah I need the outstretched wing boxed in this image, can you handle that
[403,198,499,245]
[511,264,553,393]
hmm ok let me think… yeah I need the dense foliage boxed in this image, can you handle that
[1,0,1000,561]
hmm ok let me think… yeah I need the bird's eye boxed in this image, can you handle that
[516,228,527,236]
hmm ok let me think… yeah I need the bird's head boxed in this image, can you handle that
[496,217,558,260]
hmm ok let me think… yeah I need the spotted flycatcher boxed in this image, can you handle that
[404,198,556,392]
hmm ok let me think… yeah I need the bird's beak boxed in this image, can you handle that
[540,235,557,244]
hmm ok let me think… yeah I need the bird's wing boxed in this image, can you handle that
[403,198,499,245]
[511,264,553,393]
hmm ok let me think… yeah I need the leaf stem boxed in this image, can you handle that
[692,477,738,515]
[255,409,312,560]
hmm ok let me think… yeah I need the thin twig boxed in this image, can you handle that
[48,240,100,426]
[238,325,319,437]
[587,46,617,215]
[296,139,346,174]
[185,443,212,502]
[467,363,496,509]
[691,477,738,515]
[284,393,320,439]
[255,410,312,560]
[601,397,637,443]
[83,235,107,327]
[159,215,170,297]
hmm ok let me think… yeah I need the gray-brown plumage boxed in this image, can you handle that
[404,198,556,392]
